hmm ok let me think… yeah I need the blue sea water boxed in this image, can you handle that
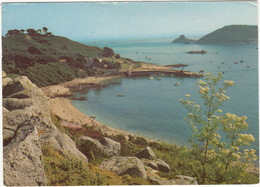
[72,38,258,153]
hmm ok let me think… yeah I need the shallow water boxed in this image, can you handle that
[72,38,258,153]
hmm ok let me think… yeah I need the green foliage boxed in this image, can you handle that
[21,62,86,87]
[180,73,257,184]
[102,47,115,57]
[41,143,125,186]
[2,32,103,75]
[7,73,19,79]
[121,175,151,185]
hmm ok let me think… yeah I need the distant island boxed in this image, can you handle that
[172,25,258,44]
[171,35,196,44]
[186,50,207,54]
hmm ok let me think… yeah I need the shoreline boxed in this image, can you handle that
[42,75,133,137]
[42,75,177,144]
[49,97,131,137]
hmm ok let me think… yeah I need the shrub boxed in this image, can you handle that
[28,46,42,55]
[180,73,257,184]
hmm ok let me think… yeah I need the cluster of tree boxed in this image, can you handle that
[21,62,86,87]
[5,27,53,37]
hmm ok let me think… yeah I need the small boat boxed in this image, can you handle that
[149,76,154,80]
[117,94,124,97]
[156,77,161,80]
[174,82,181,86]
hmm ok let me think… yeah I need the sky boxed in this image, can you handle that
[2,1,258,41]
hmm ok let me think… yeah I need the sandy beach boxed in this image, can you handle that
[49,97,130,136]
[42,75,131,137]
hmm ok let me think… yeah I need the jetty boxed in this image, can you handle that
[123,69,204,78]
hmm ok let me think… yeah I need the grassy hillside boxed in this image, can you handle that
[197,25,258,44]
[2,28,122,87]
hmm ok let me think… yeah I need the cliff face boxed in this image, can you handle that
[2,72,87,186]
[197,25,258,44]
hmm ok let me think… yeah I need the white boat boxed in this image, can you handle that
[174,82,181,86]
[149,76,154,80]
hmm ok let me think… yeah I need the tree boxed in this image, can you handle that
[180,73,257,184]
[20,29,25,34]
[26,28,38,36]
[6,29,20,36]
[102,47,115,57]
[42,27,48,34]
[37,29,42,34]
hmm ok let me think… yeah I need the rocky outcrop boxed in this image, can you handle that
[79,136,121,157]
[135,147,157,160]
[3,73,88,186]
[3,121,46,186]
[174,175,198,185]
[136,147,171,173]
[100,156,147,178]
[172,35,196,44]
[146,167,197,185]
[156,159,171,172]
[142,159,171,173]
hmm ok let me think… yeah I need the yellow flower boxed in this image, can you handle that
[224,80,235,86]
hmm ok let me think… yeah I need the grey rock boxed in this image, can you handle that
[2,70,7,78]
[100,156,147,178]
[3,76,38,97]
[2,77,13,88]
[79,136,121,157]
[40,128,88,162]
[3,122,47,186]
[146,167,177,185]
[141,158,171,173]
[135,147,157,160]
[147,161,159,171]
[3,75,89,186]
[146,167,197,185]
[99,137,121,156]
[156,159,171,173]
[174,175,198,185]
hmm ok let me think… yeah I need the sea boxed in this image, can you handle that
[72,37,259,155]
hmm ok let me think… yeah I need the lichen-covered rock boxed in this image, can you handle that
[135,147,157,160]
[100,156,147,178]
[3,121,47,186]
[40,128,88,162]
[3,75,89,185]
[141,158,171,173]
[99,137,121,156]
[2,77,13,88]
[3,76,38,97]
[155,159,171,173]
[79,136,121,157]
[146,167,197,185]
[174,175,198,185]
[2,70,7,78]
[146,167,177,185]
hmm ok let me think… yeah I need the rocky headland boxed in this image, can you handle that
[172,25,258,45]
